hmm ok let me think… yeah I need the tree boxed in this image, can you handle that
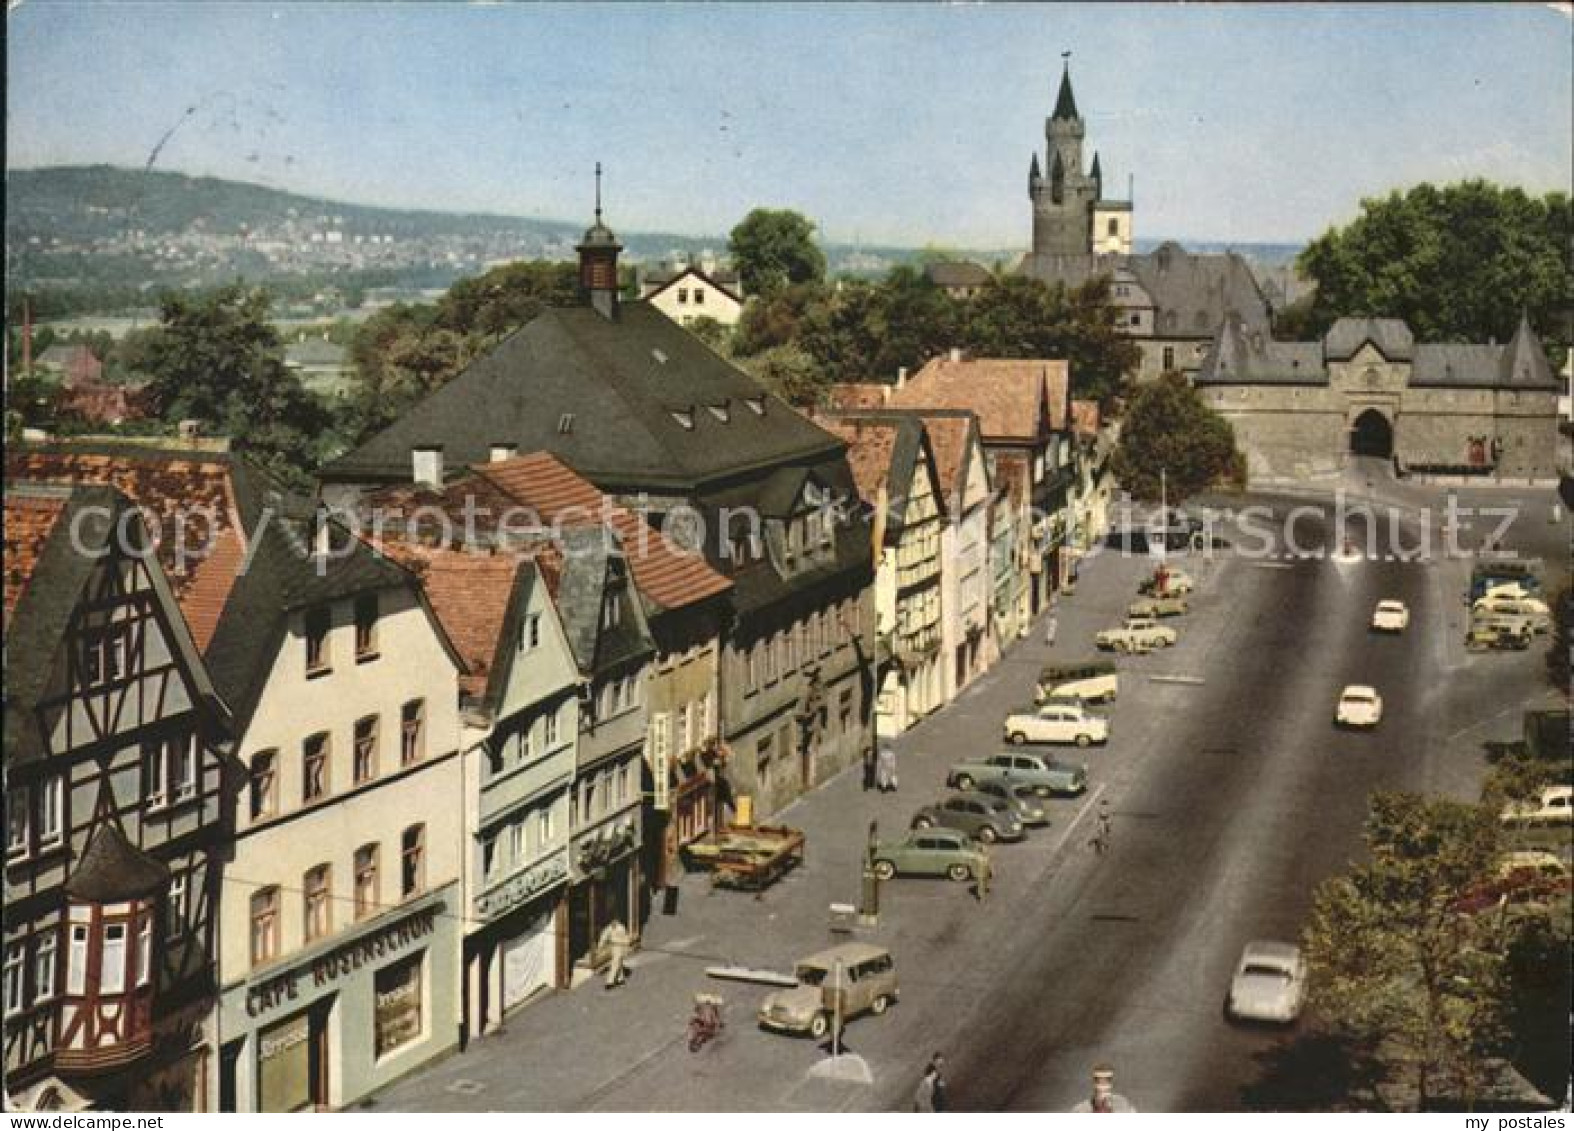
[130,285,329,488]
[732,282,830,357]
[1110,373,1240,502]
[1298,182,1573,354]
[729,209,826,299]
[345,304,474,439]
[732,343,828,409]
[1547,583,1571,697]
[1303,792,1506,1110]
[684,315,733,355]
[435,260,577,344]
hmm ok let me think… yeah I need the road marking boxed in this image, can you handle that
[1149,674,1205,685]
[1047,781,1107,858]
[1250,561,1295,569]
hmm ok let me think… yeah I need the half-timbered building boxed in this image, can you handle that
[4,482,234,1111]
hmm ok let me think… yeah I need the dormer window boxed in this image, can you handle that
[557,413,575,434]
[707,402,730,423]
[745,397,765,416]
[601,591,621,630]
[652,348,669,364]
[671,409,695,431]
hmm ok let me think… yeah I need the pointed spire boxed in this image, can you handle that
[1053,54,1079,121]
[1501,308,1552,387]
[1090,151,1103,184]
[1029,151,1041,189]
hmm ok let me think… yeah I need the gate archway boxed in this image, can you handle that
[1349,409,1393,458]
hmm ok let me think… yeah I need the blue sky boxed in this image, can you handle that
[7,2,1571,247]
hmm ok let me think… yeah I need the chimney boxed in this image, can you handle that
[896,366,908,389]
[412,445,444,487]
[949,348,963,363]
[178,419,201,443]
[489,442,517,463]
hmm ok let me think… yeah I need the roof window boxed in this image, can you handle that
[557,413,575,434]
[670,408,695,430]
[707,402,730,423]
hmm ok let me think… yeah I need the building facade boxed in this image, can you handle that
[4,484,234,1112]
[640,263,744,329]
[1197,314,1564,483]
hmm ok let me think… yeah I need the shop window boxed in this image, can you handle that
[354,844,380,920]
[373,954,424,1058]
[401,700,425,765]
[251,887,280,966]
[304,864,332,943]
[302,733,329,803]
[250,751,278,820]
[401,825,425,898]
[353,716,380,785]
[354,592,379,660]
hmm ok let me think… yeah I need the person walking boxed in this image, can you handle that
[973,858,991,902]
[1089,798,1112,856]
[862,744,877,792]
[912,1062,937,1112]
[1045,612,1058,647]
[929,1052,950,1112]
[877,744,899,793]
[599,918,631,989]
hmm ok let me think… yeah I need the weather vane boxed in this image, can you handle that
[594,161,603,223]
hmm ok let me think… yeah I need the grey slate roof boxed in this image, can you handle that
[1196,318,1325,385]
[65,823,169,903]
[1053,66,1079,120]
[1127,243,1271,337]
[324,303,844,492]
[1324,318,1415,361]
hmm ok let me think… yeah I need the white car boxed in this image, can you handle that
[1500,785,1573,827]
[1003,703,1110,747]
[1225,941,1307,1024]
[1335,685,1383,728]
[1095,615,1178,654]
[1472,595,1551,632]
[1370,600,1409,633]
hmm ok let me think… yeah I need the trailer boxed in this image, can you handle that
[681,824,806,890]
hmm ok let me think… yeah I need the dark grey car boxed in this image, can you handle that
[911,791,1026,843]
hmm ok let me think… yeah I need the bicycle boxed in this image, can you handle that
[687,993,725,1052]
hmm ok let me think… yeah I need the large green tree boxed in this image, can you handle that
[1303,792,1507,1110]
[435,260,577,343]
[1110,373,1240,502]
[1298,181,1573,351]
[131,285,328,487]
[729,209,827,299]
[732,343,829,410]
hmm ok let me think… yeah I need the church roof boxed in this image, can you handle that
[1127,244,1272,338]
[1053,65,1079,120]
[324,303,844,492]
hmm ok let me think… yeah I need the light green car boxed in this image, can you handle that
[871,828,991,882]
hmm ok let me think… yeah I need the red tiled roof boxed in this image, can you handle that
[809,416,900,504]
[826,383,893,410]
[1070,399,1101,438]
[994,453,1031,505]
[5,450,247,651]
[474,452,731,613]
[890,357,1070,439]
[3,492,67,627]
[911,414,973,502]
[378,541,548,697]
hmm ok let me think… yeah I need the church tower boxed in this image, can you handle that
[1029,60,1101,259]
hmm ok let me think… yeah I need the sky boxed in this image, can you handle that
[7,2,1572,248]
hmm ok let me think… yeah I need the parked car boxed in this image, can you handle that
[1225,941,1307,1023]
[1500,785,1574,827]
[1472,594,1551,632]
[758,943,899,1039]
[870,828,991,881]
[965,778,1049,826]
[1465,617,1533,651]
[1096,615,1177,653]
[1469,562,1542,602]
[1128,595,1189,619]
[911,792,1026,843]
[1496,850,1569,878]
[1335,685,1383,728]
[1003,701,1110,747]
[1139,568,1195,597]
[947,751,1089,797]
[1035,660,1119,704]
[1370,599,1410,633]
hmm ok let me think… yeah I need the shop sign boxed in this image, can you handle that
[246,905,438,1019]
[476,851,568,918]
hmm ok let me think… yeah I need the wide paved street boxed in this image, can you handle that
[369,482,1563,1114]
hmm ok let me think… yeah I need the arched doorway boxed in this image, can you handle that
[1350,409,1393,458]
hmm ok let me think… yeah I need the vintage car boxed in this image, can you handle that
[758,943,899,1038]
[1472,594,1551,633]
[1138,568,1196,597]
[1334,685,1383,728]
[911,792,1026,843]
[1096,615,1177,653]
[1465,616,1533,651]
[964,778,1050,826]
[1002,701,1109,747]
[870,828,991,881]
[1500,785,1573,827]
[1035,660,1119,704]
[1370,599,1410,633]
[947,750,1089,797]
[1127,595,1190,619]
[1225,941,1307,1024]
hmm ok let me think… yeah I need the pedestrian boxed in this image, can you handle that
[912,1062,937,1112]
[877,744,898,793]
[1045,613,1058,647]
[1089,799,1112,856]
[930,1052,950,1112]
[861,744,877,792]
[1070,1064,1137,1112]
[599,918,630,989]
[973,859,991,903]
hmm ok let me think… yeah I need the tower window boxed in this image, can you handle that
[557,413,575,434]
[1108,218,1119,236]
